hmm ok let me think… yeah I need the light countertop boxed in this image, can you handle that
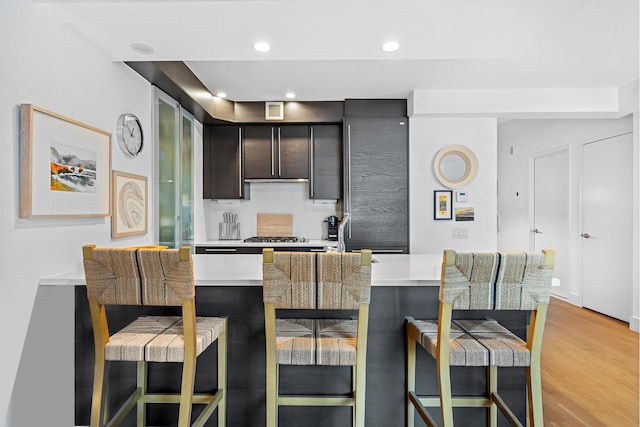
[40,253,559,288]
[40,253,444,287]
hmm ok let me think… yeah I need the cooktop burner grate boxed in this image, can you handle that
[243,236,300,243]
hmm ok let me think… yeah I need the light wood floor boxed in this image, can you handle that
[541,297,639,426]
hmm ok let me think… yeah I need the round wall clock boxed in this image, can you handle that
[116,113,144,157]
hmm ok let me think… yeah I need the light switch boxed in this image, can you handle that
[452,228,468,239]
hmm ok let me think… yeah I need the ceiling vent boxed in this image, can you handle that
[265,102,284,120]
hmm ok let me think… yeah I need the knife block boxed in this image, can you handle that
[219,222,240,240]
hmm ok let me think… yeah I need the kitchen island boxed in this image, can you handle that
[36,254,528,426]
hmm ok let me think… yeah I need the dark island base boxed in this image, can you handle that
[75,286,527,427]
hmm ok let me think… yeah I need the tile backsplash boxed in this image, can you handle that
[200,182,338,241]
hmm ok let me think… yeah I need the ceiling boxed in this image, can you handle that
[38,0,638,103]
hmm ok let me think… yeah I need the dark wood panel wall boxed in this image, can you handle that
[75,286,527,427]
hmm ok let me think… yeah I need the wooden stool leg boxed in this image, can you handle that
[437,358,454,427]
[488,365,497,427]
[266,360,278,427]
[355,361,366,427]
[137,361,147,427]
[528,364,544,426]
[178,354,196,427]
[406,328,416,427]
[90,356,108,427]
[218,323,228,426]
[352,366,357,427]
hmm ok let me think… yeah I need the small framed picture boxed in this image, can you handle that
[112,170,148,238]
[455,207,475,221]
[434,190,453,220]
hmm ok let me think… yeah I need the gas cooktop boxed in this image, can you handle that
[243,236,300,243]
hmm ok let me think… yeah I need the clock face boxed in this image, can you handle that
[116,113,144,157]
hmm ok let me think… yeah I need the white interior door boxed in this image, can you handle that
[581,132,633,321]
[532,148,571,299]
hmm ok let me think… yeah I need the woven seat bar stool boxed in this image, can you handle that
[82,244,227,427]
[262,248,372,427]
[406,249,555,427]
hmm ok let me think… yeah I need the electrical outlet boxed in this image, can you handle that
[452,228,468,239]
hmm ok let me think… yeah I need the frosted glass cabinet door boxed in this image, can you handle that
[154,88,194,248]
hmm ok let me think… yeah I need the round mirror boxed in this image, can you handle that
[434,144,479,188]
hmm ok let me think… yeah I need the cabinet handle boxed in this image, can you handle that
[278,127,282,177]
[309,127,314,197]
[204,248,238,253]
[347,124,352,238]
[271,127,275,176]
[238,127,243,198]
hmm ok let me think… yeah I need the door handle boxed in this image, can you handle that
[581,233,591,239]
[347,124,352,239]
[309,127,314,197]
[532,228,543,234]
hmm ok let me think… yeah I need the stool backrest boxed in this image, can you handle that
[262,249,372,309]
[82,244,194,307]
[441,249,555,310]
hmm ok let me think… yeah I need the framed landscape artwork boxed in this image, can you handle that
[19,104,111,218]
[112,170,148,238]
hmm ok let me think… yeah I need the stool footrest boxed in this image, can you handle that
[415,394,492,408]
[142,392,218,404]
[278,395,355,407]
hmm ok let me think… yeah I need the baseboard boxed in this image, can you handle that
[629,315,639,333]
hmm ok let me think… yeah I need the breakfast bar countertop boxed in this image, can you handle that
[39,253,445,287]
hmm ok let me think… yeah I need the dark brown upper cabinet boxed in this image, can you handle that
[309,124,342,200]
[244,125,309,180]
[203,125,248,199]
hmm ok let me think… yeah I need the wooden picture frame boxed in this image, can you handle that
[19,104,111,218]
[112,170,148,238]
[434,190,453,220]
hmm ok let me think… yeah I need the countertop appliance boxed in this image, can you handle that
[326,215,339,241]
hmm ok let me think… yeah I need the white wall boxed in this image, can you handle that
[1,2,154,425]
[497,117,637,326]
[197,184,338,242]
[409,117,498,253]
[497,117,633,250]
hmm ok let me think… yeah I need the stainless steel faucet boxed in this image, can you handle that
[336,213,350,252]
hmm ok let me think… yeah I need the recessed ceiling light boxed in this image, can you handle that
[382,41,399,52]
[254,41,271,52]
[216,92,227,98]
[130,43,154,54]
[285,92,296,99]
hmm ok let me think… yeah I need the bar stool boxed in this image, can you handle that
[406,249,555,427]
[262,249,372,427]
[82,245,227,427]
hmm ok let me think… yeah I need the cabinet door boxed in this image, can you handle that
[278,125,309,179]
[244,125,276,179]
[244,125,309,179]
[310,125,342,199]
[207,125,245,199]
[344,117,408,252]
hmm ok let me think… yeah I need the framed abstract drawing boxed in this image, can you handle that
[19,104,111,218]
[434,190,453,220]
[111,170,148,238]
